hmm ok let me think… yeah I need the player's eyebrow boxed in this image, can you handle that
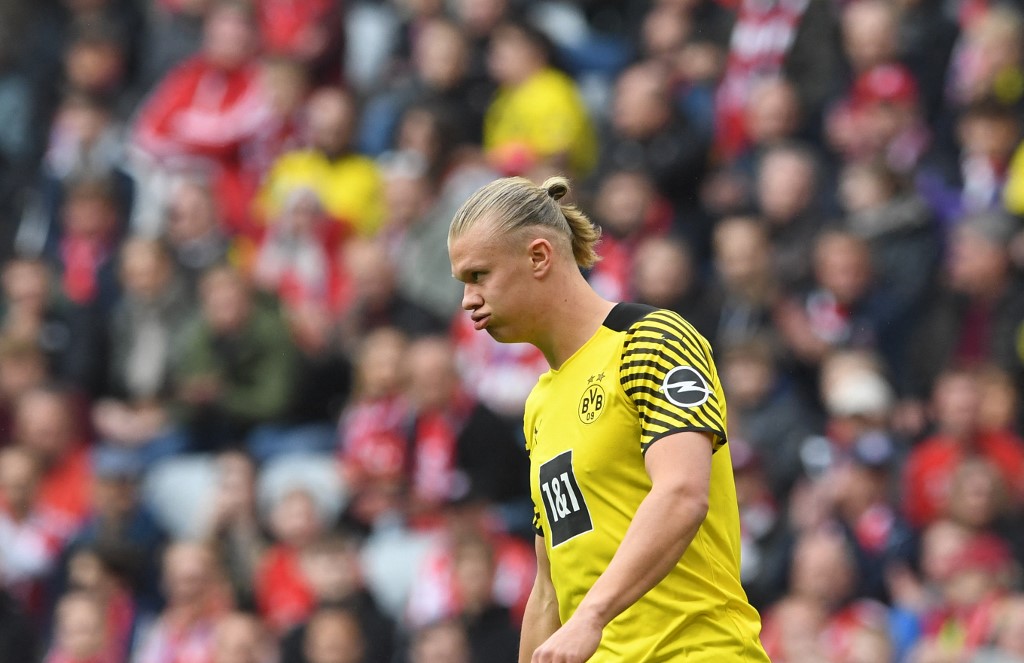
[452,264,485,282]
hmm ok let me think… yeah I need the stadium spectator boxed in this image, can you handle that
[714,0,839,160]
[586,169,671,302]
[759,595,829,662]
[0,446,70,614]
[252,186,351,318]
[903,368,1024,529]
[828,63,930,176]
[946,5,1024,110]
[266,321,351,457]
[255,487,329,633]
[161,177,230,289]
[390,102,464,187]
[403,336,527,520]
[211,611,274,663]
[709,216,781,349]
[732,76,803,182]
[451,0,509,81]
[133,541,231,663]
[391,0,447,75]
[920,99,1020,226]
[255,0,343,84]
[257,86,385,238]
[58,446,167,612]
[774,230,888,372]
[730,439,790,610]
[762,528,863,661]
[942,458,1013,546]
[972,595,1024,662]
[132,0,271,235]
[362,18,490,155]
[50,177,123,315]
[909,534,1018,661]
[13,386,92,527]
[1,255,104,389]
[44,591,112,663]
[755,143,824,291]
[94,238,194,466]
[887,518,972,618]
[906,210,1024,404]
[826,430,914,600]
[383,154,465,322]
[838,159,939,377]
[338,239,446,348]
[405,495,533,632]
[817,350,896,453]
[173,265,297,452]
[438,532,518,663]
[700,76,804,235]
[279,534,395,663]
[483,20,597,177]
[61,24,130,113]
[205,450,265,608]
[338,326,409,528]
[597,61,709,214]
[0,338,50,440]
[977,365,1021,435]
[302,606,366,663]
[408,618,472,663]
[630,234,719,340]
[719,337,820,499]
[249,56,310,166]
[841,0,900,78]
[37,90,132,254]
[63,545,143,662]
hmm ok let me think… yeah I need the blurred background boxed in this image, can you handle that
[0,0,1023,661]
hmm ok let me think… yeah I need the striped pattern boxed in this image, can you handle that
[619,310,727,453]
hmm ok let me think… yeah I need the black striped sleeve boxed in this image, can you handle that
[619,310,727,454]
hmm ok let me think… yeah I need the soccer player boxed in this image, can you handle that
[448,176,769,662]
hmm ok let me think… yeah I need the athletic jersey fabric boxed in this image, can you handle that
[524,303,768,661]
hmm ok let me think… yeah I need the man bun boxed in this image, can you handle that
[543,176,570,202]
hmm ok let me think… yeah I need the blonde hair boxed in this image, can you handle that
[448,176,601,268]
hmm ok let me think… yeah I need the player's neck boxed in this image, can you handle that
[534,276,615,370]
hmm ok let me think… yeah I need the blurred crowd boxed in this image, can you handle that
[1,0,1024,661]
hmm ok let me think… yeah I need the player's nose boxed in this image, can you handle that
[462,285,482,311]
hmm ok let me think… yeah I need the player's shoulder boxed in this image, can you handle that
[602,303,659,332]
[603,303,700,342]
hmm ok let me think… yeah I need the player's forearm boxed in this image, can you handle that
[573,483,708,628]
[519,579,562,663]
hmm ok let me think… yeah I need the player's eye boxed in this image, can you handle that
[470,271,484,283]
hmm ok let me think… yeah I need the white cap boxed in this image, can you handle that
[825,369,895,418]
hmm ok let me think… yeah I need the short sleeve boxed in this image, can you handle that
[619,310,727,453]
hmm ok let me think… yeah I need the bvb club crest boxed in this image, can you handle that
[579,374,606,424]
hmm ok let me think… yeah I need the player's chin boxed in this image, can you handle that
[485,323,518,343]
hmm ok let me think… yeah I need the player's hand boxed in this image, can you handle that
[531,612,602,663]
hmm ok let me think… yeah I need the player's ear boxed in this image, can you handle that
[527,237,554,277]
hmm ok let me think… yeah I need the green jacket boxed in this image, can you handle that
[173,302,297,427]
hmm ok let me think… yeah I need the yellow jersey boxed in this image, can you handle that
[256,150,385,236]
[483,67,598,177]
[524,304,768,661]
